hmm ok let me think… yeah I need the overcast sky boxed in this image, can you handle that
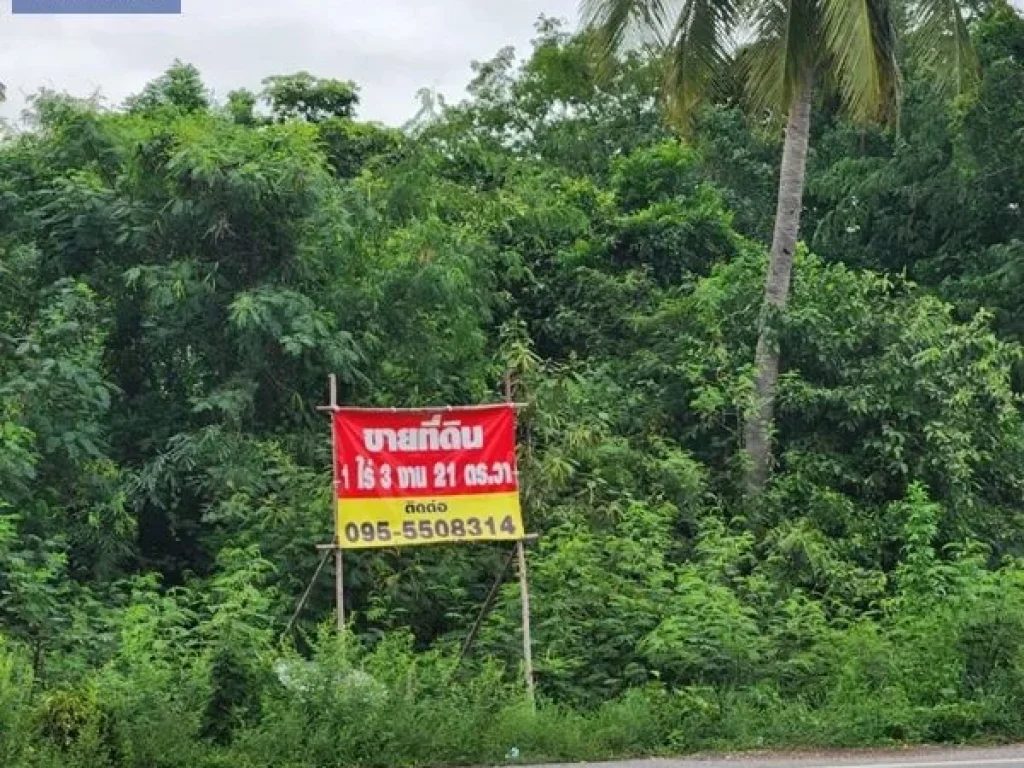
[3,1,1023,128]
[0,0,581,126]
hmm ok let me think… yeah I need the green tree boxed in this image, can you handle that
[261,72,359,122]
[126,60,209,114]
[225,88,258,125]
[583,0,977,494]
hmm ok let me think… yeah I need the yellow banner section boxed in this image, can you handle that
[336,492,523,549]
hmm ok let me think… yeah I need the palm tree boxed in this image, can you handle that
[583,0,977,494]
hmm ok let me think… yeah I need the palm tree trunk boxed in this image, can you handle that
[743,79,813,495]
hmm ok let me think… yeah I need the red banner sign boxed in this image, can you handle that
[331,405,523,549]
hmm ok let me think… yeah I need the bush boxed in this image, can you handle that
[0,639,34,766]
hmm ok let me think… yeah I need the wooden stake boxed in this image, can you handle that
[327,374,345,632]
[335,549,345,630]
[504,368,535,707]
[450,545,519,680]
[516,539,535,708]
[282,547,332,641]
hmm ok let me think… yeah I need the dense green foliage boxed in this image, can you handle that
[2,6,1024,766]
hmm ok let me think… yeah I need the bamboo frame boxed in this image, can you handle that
[314,372,536,708]
[506,370,536,707]
[328,374,345,630]
[316,402,529,413]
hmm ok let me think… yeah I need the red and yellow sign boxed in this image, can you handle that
[332,405,523,549]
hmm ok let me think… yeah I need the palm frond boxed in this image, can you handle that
[580,0,678,57]
[581,0,741,125]
[744,0,819,113]
[663,0,741,123]
[908,0,979,94]
[822,0,901,122]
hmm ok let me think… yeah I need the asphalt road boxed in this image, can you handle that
[527,744,1024,768]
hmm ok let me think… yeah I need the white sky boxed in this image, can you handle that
[0,0,581,126]
[2,1,1023,127]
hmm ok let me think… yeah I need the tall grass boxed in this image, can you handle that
[4,592,1024,768]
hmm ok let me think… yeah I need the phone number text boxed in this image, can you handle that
[342,515,518,545]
